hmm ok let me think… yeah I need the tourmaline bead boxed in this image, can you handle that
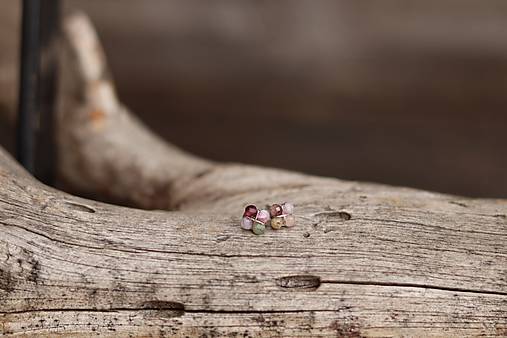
[243,205,258,218]
[256,209,270,224]
[241,217,253,230]
[282,202,294,215]
[252,222,266,235]
[284,214,296,227]
[269,204,283,218]
[270,217,284,230]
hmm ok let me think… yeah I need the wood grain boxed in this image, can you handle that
[1,145,506,336]
[0,11,506,337]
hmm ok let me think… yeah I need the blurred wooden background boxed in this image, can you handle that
[2,0,507,197]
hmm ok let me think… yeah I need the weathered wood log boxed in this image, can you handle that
[0,10,506,338]
[62,0,507,199]
[4,1,507,198]
[57,13,316,211]
[1,139,507,337]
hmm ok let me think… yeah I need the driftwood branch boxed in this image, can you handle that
[1,141,507,336]
[1,132,507,336]
[0,12,506,338]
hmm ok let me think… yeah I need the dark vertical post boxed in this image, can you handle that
[16,0,41,174]
[16,0,60,184]
[37,0,60,184]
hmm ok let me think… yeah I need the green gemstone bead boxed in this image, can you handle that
[270,217,284,230]
[252,222,266,235]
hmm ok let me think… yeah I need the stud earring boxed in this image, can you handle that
[240,205,271,235]
[269,202,295,229]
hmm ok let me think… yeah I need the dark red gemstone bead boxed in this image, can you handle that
[269,204,283,217]
[243,205,258,218]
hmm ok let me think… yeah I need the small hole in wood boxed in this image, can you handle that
[140,301,185,317]
[276,275,321,291]
[216,235,230,242]
[316,211,352,221]
[449,201,468,208]
[65,201,96,213]
[141,300,184,311]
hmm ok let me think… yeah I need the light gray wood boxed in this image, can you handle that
[1,141,507,336]
[0,11,506,338]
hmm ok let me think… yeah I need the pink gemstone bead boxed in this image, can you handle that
[282,202,294,215]
[243,205,258,218]
[256,209,271,224]
[241,217,253,230]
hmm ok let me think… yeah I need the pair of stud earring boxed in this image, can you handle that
[240,203,295,235]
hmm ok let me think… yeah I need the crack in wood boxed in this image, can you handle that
[0,221,306,259]
[321,280,507,296]
[1,222,505,297]
[314,211,352,220]
[64,201,96,213]
[0,308,328,315]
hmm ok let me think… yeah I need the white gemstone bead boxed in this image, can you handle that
[241,217,253,230]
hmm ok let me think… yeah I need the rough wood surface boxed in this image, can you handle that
[1,141,507,337]
[0,11,506,338]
